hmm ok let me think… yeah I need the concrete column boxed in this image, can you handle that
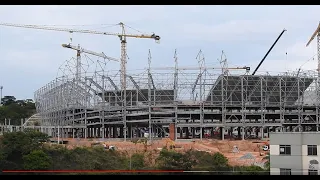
[98,127,101,138]
[241,127,245,140]
[220,127,224,140]
[200,127,203,140]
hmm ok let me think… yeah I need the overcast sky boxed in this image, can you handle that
[0,5,319,100]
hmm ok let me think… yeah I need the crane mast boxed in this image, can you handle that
[0,22,161,141]
[306,22,320,110]
[119,23,127,128]
[306,22,320,78]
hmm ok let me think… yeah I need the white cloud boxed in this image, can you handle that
[0,5,319,99]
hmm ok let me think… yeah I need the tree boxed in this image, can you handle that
[130,153,145,170]
[187,150,230,173]
[1,131,49,161]
[156,148,196,171]
[0,96,36,125]
[235,165,267,175]
[1,96,16,106]
[23,150,51,170]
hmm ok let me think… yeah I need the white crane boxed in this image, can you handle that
[62,43,119,62]
[0,22,160,140]
[0,22,160,91]
[61,43,119,81]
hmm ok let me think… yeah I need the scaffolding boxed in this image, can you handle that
[33,50,320,141]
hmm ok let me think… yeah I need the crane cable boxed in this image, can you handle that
[299,54,317,69]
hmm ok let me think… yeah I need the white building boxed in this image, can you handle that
[269,132,320,175]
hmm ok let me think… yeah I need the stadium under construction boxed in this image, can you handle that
[32,48,320,141]
[0,22,319,141]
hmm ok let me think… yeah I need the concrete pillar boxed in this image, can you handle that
[200,127,203,140]
[90,127,94,138]
[220,127,224,140]
[260,127,264,138]
[241,127,245,140]
[95,128,99,138]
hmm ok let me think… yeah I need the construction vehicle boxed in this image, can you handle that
[258,140,270,156]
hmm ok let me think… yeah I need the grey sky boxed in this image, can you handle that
[0,5,319,100]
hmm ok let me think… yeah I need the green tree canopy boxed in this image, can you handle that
[23,150,51,170]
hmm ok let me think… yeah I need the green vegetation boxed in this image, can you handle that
[0,95,269,175]
[0,96,36,125]
[0,130,270,175]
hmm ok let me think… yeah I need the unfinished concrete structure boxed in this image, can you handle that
[31,49,320,142]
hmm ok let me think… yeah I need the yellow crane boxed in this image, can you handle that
[306,22,320,106]
[306,22,320,73]
[0,22,160,141]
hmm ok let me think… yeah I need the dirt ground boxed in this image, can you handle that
[50,137,269,167]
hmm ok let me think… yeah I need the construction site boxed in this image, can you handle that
[0,21,319,166]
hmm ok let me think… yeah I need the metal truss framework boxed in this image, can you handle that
[33,50,320,141]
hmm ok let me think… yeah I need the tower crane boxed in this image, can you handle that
[306,22,320,108]
[61,43,119,81]
[0,22,160,91]
[0,22,161,141]
[306,22,320,76]
[62,43,119,139]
